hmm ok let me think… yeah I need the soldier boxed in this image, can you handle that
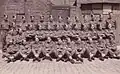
[56,45,66,62]
[114,46,120,59]
[25,22,33,30]
[30,15,34,23]
[81,23,85,31]
[22,16,26,23]
[59,40,75,64]
[71,16,81,30]
[2,44,19,63]
[12,15,17,27]
[104,39,116,59]
[1,15,9,30]
[48,15,57,31]
[19,40,31,61]
[83,33,98,61]
[57,16,64,30]
[105,12,116,30]
[19,20,27,32]
[66,16,72,30]
[89,20,95,31]
[41,39,53,61]
[71,39,84,62]
[94,34,106,61]
[8,28,18,36]
[39,15,48,30]
[96,14,104,31]
[31,35,41,62]
[5,33,13,46]
[3,14,8,21]
[64,46,75,64]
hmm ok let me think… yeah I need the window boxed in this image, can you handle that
[81,4,92,10]
[81,4,92,15]
[92,4,103,14]
[103,4,112,14]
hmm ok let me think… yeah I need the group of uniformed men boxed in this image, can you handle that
[1,12,120,64]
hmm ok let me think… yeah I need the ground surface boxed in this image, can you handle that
[0,53,120,74]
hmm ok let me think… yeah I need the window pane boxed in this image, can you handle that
[103,4,112,14]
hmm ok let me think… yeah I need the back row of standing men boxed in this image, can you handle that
[1,13,116,31]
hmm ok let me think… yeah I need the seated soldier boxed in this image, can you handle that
[19,40,31,61]
[2,44,19,63]
[31,35,41,62]
[103,39,116,59]
[72,41,85,62]
[115,46,120,59]
[5,33,13,45]
[94,34,106,61]
[42,41,53,61]
[82,35,97,62]
[63,46,75,64]
[56,46,67,62]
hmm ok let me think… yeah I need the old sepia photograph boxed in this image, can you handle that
[0,0,120,74]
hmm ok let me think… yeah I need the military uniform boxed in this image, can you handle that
[56,45,66,62]
[66,17,72,30]
[74,17,81,30]
[42,42,53,61]
[57,16,64,30]
[2,44,19,63]
[48,21,57,31]
[5,33,13,45]
[72,40,85,62]
[1,19,9,30]
[31,42,41,61]
[19,42,32,61]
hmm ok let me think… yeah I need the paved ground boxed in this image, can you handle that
[0,53,120,74]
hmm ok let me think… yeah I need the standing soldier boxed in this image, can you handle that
[48,15,57,31]
[12,15,17,23]
[66,16,72,30]
[20,16,27,32]
[105,12,116,30]
[30,15,34,23]
[72,16,81,30]
[57,16,64,30]
[96,14,104,31]
[38,15,47,30]
[12,15,17,28]
[1,14,9,30]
